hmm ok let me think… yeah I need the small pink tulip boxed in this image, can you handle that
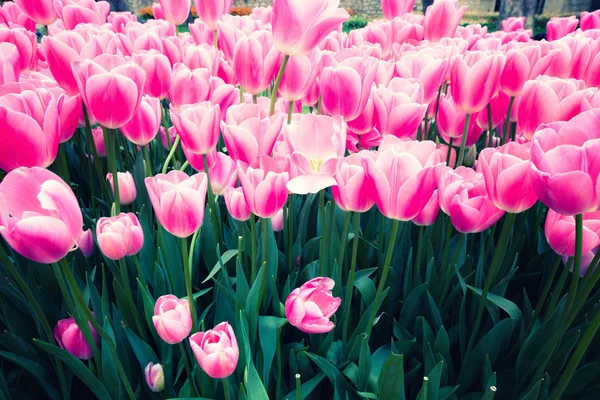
[423,0,466,43]
[158,0,190,25]
[106,172,137,206]
[0,2,36,32]
[438,167,505,233]
[546,16,579,41]
[381,0,416,19]
[413,189,440,226]
[181,43,219,74]
[237,163,289,219]
[54,316,97,360]
[545,209,600,259]
[144,363,165,392]
[170,102,220,155]
[581,10,600,31]
[0,42,20,85]
[169,64,211,107]
[500,49,534,97]
[55,91,83,143]
[272,209,284,232]
[285,277,341,334]
[271,0,349,56]
[530,110,600,216]
[364,137,445,221]
[72,55,146,129]
[437,94,483,147]
[152,2,165,20]
[501,17,525,32]
[477,142,538,213]
[233,31,281,96]
[224,187,251,222]
[0,167,83,263]
[332,152,376,213]
[184,149,237,195]
[160,126,178,150]
[278,49,322,102]
[133,51,172,99]
[92,126,106,157]
[41,31,86,96]
[395,52,448,105]
[192,20,217,47]
[96,213,143,260]
[53,0,110,30]
[0,26,37,72]
[474,91,511,131]
[193,0,232,30]
[153,295,193,344]
[189,322,239,379]
[14,0,57,25]
[373,80,427,138]
[120,95,161,146]
[108,11,138,33]
[145,171,208,238]
[78,229,94,257]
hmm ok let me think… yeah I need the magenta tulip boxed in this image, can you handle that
[0,26,37,72]
[144,363,165,392]
[193,0,232,30]
[546,16,579,41]
[106,172,137,206]
[14,0,56,25]
[0,2,36,32]
[413,190,440,226]
[53,0,110,30]
[332,152,377,213]
[184,149,237,195]
[170,102,220,155]
[545,209,600,259]
[381,0,416,19]
[133,50,172,99]
[169,64,211,107]
[278,49,322,101]
[54,316,97,360]
[423,0,466,43]
[233,31,281,95]
[153,295,193,344]
[580,10,600,31]
[92,126,106,157]
[78,229,94,257]
[41,31,86,96]
[189,322,239,378]
[237,163,289,219]
[96,213,143,260]
[285,277,341,334]
[120,95,161,146]
[436,94,483,147]
[224,187,251,222]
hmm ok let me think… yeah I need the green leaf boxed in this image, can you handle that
[0,350,61,400]
[124,327,159,369]
[417,361,443,400]
[520,378,543,400]
[305,352,352,400]
[258,316,286,388]
[564,361,600,396]
[378,352,404,400]
[34,339,111,400]
[283,372,325,400]
[245,264,266,345]
[202,249,237,283]
[467,285,523,322]
[239,311,269,400]
[101,318,121,400]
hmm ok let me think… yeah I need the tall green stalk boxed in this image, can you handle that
[456,114,471,166]
[269,54,290,116]
[182,238,198,331]
[342,212,361,342]
[202,154,222,246]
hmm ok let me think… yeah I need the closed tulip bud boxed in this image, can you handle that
[14,0,57,25]
[189,322,239,378]
[237,163,289,219]
[233,32,281,95]
[374,79,427,138]
[545,210,600,261]
[158,0,190,25]
[120,95,161,146]
[272,209,284,232]
[54,316,98,360]
[382,0,416,19]
[332,152,376,213]
[0,167,83,264]
[423,0,466,43]
[463,145,477,167]
[224,187,251,222]
[96,213,144,260]
[144,363,165,392]
[193,0,232,31]
[145,171,208,238]
[501,17,525,32]
[54,0,110,30]
[133,51,172,99]
[546,16,579,41]
[285,277,341,334]
[106,172,137,206]
[0,26,37,72]
[92,127,106,157]
[580,10,600,31]
[153,295,193,344]
[278,49,322,101]
[395,52,448,105]
[41,31,86,96]
[170,102,220,155]
[78,229,95,257]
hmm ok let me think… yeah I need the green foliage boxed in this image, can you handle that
[343,16,369,33]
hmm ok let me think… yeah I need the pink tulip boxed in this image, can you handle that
[14,0,57,25]
[224,187,251,221]
[0,2,36,32]
[395,52,448,105]
[477,142,538,213]
[145,171,208,238]
[152,295,193,344]
[286,115,346,194]
[0,88,61,172]
[363,137,444,221]
[222,103,286,166]
[184,149,237,195]
[501,17,525,32]
[438,167,505,233]
[170,102,220,155]
[160,126,178,150]
[332,152,376,213]
[423,0,466,43]
[55,91,83,143]
[53,0,109,29]
[530,110,600,216]
[158,0,190,25]
[144,363,165,392]
[54,316,97,360]
[278,49,321,102]
[381,0,416,19]
[120,96,161,146]
[449,51,506,114]
[189,322,239,378]
[500,49,531,97]
[169,64,211,108]
[106,172,137,206]
[285,277,341,334]
[373,80,427,138]
[96,213,143,260]
[133,51,172,99]
[193,0,232,30]
[474,90,511,131]
[546,16,579,41]
[233,31,281,95]
[0,26,37,72]
[436,94,483,147]
[72,55,145,129]
[0,167,83,263]
[413,189,440,226]
[92,126,106,157]
[181,43,219,74]
[271,0,349,56]
[272,209,284,232]
[78,228,94,257]
[581,10,600,31]
[545,209,600,259]
[192,20,218,47]
[108,11,138,33]
[41,32,86,96]
[237,163,289,219]
[152,2,165,20]
[0,43,20,85]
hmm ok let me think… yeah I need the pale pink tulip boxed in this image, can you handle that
[189,322,239,378]
[170,102,220,155]
[423,0,466,43]
[224,187,251,221]
[41,31,86,96]
[106,172,137,206]
[237,163,289,219]
[120,95,161,146]
[0,2,36,32]
[501,17,525,32]
[96,213,143,260]
[53,0,110,30]
[54,316,97,360]
[381,0,416,19]
[159,0,190,25]
[0,43,19,85]
[285,277,341,334]
[193,0,232,30]
[546,16,579,41]
[169,64,211,107]
[332,152,376,213]
[436,94,483,147]
[233,31,281,95]
[278,49,321,102]
[395,52,448,105]
[0,26,37,72]
[545,209,600,259]
[144,363,165,392]
[153,295,193,344]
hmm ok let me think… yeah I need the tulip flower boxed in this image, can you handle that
[120,95,161,146]
[13,0,57,25]
[184,148,237,195]
[193,0,232,31]
[580,10,600,31]
[271,0,349,56]
[224,187,251,222]
[145,171,208,238]
[158,0,190,25]
[170,102,220,155]
[237,163,289,219]
[413,190,440,226]
[382,0,416,19]
[395,52,448,105]
[189,322,239,379]
[363,137,445,221]
[0,26,37,72]
[546,16,579,41]
[474,91,511,131]
[96,213,143,260]
[153,295,193,344]
[502,17,525,32]
[545,209,600,259]
[53,0,110,30]
[78,229,94,257]
[169,64,211,108]
[373,80,427,138]
[92,126,106,157]
[285,277,341,334]
[332,152,377,213]
[54,316,98,360]
[0,43,20,85]
[477,142,538,213]
[144,363,165,392]
[133,50,172,99]
[436,94,483,148]
[0,168,83,263]
[0,2,36,32]
[72,55,146,129]
[423,0,466,43]
[106,172,137,206]
[438,167,505,233]
[41,32,86,96]
[278,49,322,102]
[530,110,600,216]
[233,31,281,95]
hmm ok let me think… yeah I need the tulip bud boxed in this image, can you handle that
[54,316,98,360]
[92,127,106,157]
[78,229,95,257]
[152,295,193,344]
[144,362,165,392]
[285,277,341,334]
[96,213,144,260]
[106,172,137,206]
[224,187,251,222]
[189,322,239,378]
[272,209,284,232]
[463,145,477,167]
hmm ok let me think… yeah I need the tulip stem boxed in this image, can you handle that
[103,127,121,214]
[456,114,471,166]
[202,154,223,246]
[431,85,443,140]
[56,144,71,187]
[179,343,197,396]
[262,217,269,272]
[319,190,328,276]
[252,94,258,104]
[288,195,295,274]
[57,259,135,400]
[487,103,494,148]
[213,30,218,49]
[162,104,172,149]
[501,96,515,145]
[287,101,294,124]
[342,212,361,342]
[118,259,147,340]
[296,374,302,400]
[250,214,258,282]
[564,214,584,318]
[82,102,110,201]
[415,225,424,271]
[466,212,517,355]
[142,146,152,176]
[181,238,199,332]
[338,211,351,274]
[162,136,180,174]
[446,138,453,166]
[363,219,400,340]
[269,54,290,116]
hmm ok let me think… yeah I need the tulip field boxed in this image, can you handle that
[4,0,600,398]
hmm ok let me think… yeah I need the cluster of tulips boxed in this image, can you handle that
[3,0,600,398]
